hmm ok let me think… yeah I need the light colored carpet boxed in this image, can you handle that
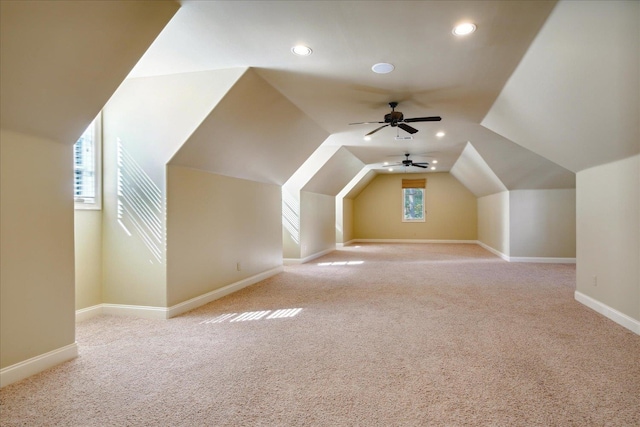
[1,243,639,426]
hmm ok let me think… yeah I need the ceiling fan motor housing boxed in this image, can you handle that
[384,111,404,126]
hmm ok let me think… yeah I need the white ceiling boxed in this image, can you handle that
[129,0,614,192]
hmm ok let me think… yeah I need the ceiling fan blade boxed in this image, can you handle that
[411,163,428,168]
[365,124,389,136]
[403,116,442,123]
[397,123,418,134]
[349,121,386,125]
[412,162,429,167]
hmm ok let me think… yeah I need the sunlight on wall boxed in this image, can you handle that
[117,138,163,263]
[200,308,303,324]
[282,189,300,244]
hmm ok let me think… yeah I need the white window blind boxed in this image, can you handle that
[74,113,101,209]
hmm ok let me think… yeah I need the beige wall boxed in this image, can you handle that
[101,112,168,307]
[0,130,75,369]
[477,191,510,255]
[510,189,576,258]
[300,191,335,258]
[282,187,301,259]
[577,155,639,321]
[74,210,103,310]
[166,166,282,306]
[337,197,354,244]
[101,71,241,307]
[353,173,477,240]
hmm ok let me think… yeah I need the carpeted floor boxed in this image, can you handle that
[1,243,639,426]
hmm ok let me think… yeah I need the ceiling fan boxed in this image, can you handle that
[387,153,430,169]
[350,102,441,136]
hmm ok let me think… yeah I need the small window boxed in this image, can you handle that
[402,188,425,222]
[74,113,101,210]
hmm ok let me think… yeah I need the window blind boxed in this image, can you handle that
[74,122,96,202]
[401,178,426,188]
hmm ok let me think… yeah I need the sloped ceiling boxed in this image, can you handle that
[284,145,341,191]
[470,127,575,190]
[340,168,378,200]
[302,147,365,196]
[168,68,329,185]
[0,0,178,144]
[106,68,247,173]
[482,0,639,173]
[450,142,507,198]
[129,0,558,182]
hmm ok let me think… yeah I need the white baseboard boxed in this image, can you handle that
[352,239,478,244]
[509,256,576,264]
[0,342,78,388]
[284,247,335,265]
[75,304,104,322]
[575,291,640,335]
[102,303,168,320]
[337,240,356,247]
[476,241,576,263]
[75,267,284,321]
[476,241,510,261]
[166,266,283,318]
[76,304,166,321]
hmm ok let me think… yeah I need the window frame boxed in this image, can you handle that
[402,187,425,222]
[74,112,102,210]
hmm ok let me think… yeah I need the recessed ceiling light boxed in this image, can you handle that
[453,22,476,36]
[364,136,372,141]
[388,168,394,172]
[431,166,436,170]
[291,45,312,56]
[371,62,395,74]
[436,131,445,137]
[383,162,389,166]
[432,160,438,164]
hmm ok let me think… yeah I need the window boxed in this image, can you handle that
[403,188,425,221]
[74,113,101,209]
[402,178,426,222]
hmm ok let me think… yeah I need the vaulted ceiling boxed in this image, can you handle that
[44,1,640,196]
[129,1,567,190]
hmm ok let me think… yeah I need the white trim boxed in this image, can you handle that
[351,239,478,244]
[575,291,640,335]
[102,303,167,320]
[74,267,284,320]
[75,304,103,322]
[476,241,576,263]
[476,240,510,261]
[166,266,283,318]
[1,342,78,388]
[336,240,357,248]
[284,247,336,265]
[509,256,576,264]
